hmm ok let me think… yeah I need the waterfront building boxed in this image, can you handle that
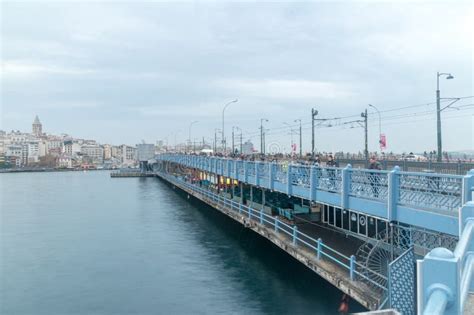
[103,144,112,160]
[120,144,137,166]
[137,144,155,161]
[57,155,73,168]
[242,141,254,155]
[80,144,104,165]
[26,140,40,164]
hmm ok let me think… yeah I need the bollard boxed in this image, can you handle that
[293,225,298,246]
[317,238,322,260]
[350,255,355,280]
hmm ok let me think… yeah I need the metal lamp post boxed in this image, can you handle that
[368,104,382,153]
[294,119,302,158]
[221,99,238,154]
[188,121,198,153]
[311,108,318,158]
[436,72,454,162]
[260,118,268,155]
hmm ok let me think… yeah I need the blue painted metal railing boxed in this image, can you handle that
[158,154,473,236]
[159,171,388,295]
[417,201,474,315]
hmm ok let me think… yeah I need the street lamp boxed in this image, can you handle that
[260,118,269,155]
[221,99,238,154]
[368,104,382,152]
[294,119,302,158]
[188,121,198,153]
[436,72,454,162]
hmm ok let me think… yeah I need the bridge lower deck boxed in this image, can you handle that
[157,172,384,311]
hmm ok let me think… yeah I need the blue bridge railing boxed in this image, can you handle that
[158,154,474,237]
[159,172,388,297]
[417,201,474,314]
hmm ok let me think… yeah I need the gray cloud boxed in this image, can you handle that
[1,1,473,153]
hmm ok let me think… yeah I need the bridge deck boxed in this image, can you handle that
[157,172,384,310]
[158,154,468,236]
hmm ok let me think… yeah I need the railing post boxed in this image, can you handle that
[227,160,231,178]
[292,225,298,245]
[269,163,275,191]
[388,166,400,222]
[239,203,242,214]
[287,164,293,196]
[350,255,355,280]
[275,217,279,232]
[260,209,263,225]
[310,165,318,201]
[248,206,252,219]
[341,164,351,209]
[255,161,260,186]
[417,248,460,315]
[462,169,474,204]
[233,160,238,179]
[317,238,322,259]
[244,161,249,183]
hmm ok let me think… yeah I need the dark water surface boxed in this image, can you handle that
[1,171,364,314]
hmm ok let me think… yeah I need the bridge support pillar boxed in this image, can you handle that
[269,163,275,191]
[417,248,460,315]
[310,166,318,201]
[388,166,400,222]
[287,165,293,196]
[255,161,260,186]
[341,164,352,209]
[462,169,474,204]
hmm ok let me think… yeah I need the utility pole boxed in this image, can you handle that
[232,127,235,155]
[214,129,217,153]
[295,119,302,158]
[221,99,238,154]
[240,133,243,154]
[361,109,368,164]
[311,109,318,158]
[436,72,454,162]
[260,118,268,155]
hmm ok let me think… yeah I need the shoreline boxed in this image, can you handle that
[0,168,113,174]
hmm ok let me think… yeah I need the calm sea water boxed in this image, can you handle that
[0,171,364,315]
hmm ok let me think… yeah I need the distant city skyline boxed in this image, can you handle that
[1,1,473,153]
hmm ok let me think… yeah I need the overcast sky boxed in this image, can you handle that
[1,0,473,154]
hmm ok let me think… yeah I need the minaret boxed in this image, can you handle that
[32,115,42,137]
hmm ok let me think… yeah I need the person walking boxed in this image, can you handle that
[368,156,382,197]
[326,155,338,191]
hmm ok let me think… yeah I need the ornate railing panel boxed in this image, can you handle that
[349,169,389,202]
[290,165,311,188]
[247,161,256,177]
[316,167,342,192]
[236,160,244,176]
[388,247,416,315]
[274,164,287,184]
[258,162,269,179]
[398,172,463,212]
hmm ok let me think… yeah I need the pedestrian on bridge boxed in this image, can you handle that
[369,156,382,197]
